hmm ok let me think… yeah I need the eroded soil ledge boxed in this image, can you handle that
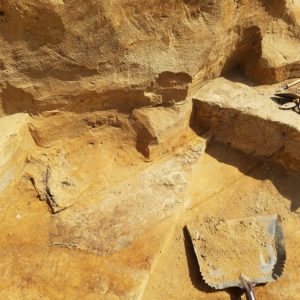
[0,1,300,299]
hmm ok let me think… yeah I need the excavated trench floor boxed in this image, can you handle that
[0,79,300,299]
[1,133,300,300]
[143,140,300,299]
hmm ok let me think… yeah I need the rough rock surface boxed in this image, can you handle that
[0,0,300,115]
[192,77,300,171]
[50,138,207,256]
[1,1,300,299]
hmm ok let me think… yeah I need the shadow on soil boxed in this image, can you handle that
[204,139,300,212]
[183,227,244,300]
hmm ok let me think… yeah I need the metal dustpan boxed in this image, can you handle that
[186,215,286,299]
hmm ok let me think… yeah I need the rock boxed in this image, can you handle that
[131,101,192,158]
[192,77,300,171]
[248,34,300,83]
[40,138,209,299]
[0,1,300,114]
[49,138,207,256]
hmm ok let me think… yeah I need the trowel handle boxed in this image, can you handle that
[240,276,256,300]
[245,286,256,300]
[278,78,300,91]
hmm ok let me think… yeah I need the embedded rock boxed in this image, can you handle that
[131,101,192,158]
[192,77,300,171]
[50,138,208,256]
[249,33,300,83]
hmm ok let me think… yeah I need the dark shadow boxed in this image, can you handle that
[189,99,300,211]
[205,140,300,211]
[228,288,243,300]
[183,226,214,293]
[221,26,262,86]
[156,71,192,87]
[1,85,153,116]
[272,216,286,279]
[204,139,261,176]
[223,70,258,87]
[183,226,244,299]
[270,96,290,105]
[1,83,38,115]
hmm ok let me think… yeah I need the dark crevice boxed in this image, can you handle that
[156,71,192,87]
[221,26,262,82]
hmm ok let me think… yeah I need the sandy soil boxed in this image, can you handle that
[187,214,281,289]
[1,113,299,299]
[142,141,300,300]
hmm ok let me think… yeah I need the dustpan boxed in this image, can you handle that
[186,215,286,299]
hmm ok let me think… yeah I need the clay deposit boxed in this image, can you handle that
[1,1,300,299]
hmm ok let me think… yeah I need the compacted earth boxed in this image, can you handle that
[1,1,300,299]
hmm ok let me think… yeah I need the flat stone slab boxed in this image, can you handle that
[261,34,300,69]
[48,138,208,298]
[50,138,207,255]
[193,77,300,131]
[192,77,300,171]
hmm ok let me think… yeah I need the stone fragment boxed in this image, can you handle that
[192,77,300,171]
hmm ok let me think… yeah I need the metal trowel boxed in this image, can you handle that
[186,215,286,300]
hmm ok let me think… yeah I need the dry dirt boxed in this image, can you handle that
[1,1,300,299]
[186,215,280,289]
[143,142,300,300]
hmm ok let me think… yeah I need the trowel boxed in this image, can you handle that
[277,78,300,92]
[186,215,286,300]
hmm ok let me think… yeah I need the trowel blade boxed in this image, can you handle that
[186,215,285,289]
[274,92,299,99]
